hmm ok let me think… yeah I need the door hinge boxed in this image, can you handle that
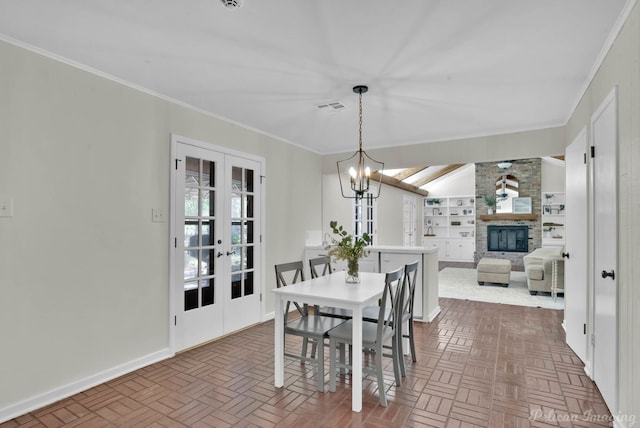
[260,293,262,302]
[583,152,587,164]
[590,146,595,158]
[175,237,177,248]
[260,234,262,243]
[591,334,595,346]
[260,175,266,184]
[583,323,586,334]
[175,158,182,170]
[174,316,177,326]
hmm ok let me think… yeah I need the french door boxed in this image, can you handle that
[172,137,262,352]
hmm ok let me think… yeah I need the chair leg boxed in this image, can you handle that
[301,337,309,362]
[408,319,417,362]
[329,338,337,392]
[316,337,325,392]
[397,324,406,378]
[375,345,387,407]
[392,334,402,386]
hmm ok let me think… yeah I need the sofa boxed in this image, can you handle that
[522,247,564,295]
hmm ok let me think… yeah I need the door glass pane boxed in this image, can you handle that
[245,195,253,217]
[184,222,198,248]
[185,157,200,186]
[201,190,212,217]
[201,249,214,275]
[245,169,254,192]
[231,274,241,299]
[231,221,241,245]
[202,160,214,188]
[184,251,198,280]
[231,248,241,272]
[231,193,241,218]
[232,166,242,191]
[185,188,199,217]
[246,246,253,269]
[244,272,254,296]
[184,281,198,311]
[244,220,253,244]
[202,220,214,246]
[201,279,214,306]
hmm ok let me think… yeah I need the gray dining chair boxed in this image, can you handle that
[362,260,419,379]
[397,260,419,376]
[275,261,347,392]
[309,256,352,320]
[327,266,404,407]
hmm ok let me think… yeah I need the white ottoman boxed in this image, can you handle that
[477,258,511,286]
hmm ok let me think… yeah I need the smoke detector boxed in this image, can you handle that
[220,0,242,9]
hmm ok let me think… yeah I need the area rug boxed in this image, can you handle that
[438,267,564,310]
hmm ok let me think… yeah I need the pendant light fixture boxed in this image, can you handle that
[337,85,384,199]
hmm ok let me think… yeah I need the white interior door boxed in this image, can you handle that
[591,88,618,413]
[564,128,588,363]
[174,144,225,351]
[403,195,416,246]
[223,155,261,333]
[172,138,262,352]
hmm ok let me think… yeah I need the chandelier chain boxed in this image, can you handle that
[358,91,363,151]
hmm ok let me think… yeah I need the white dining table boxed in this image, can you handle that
[273,271,387,412]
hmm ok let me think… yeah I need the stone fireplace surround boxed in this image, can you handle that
[474,159,541,270]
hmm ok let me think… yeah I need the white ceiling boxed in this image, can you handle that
[0,0,630,154]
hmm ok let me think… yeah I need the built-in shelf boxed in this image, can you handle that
[479,213,538,221]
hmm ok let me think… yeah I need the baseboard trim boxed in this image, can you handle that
[427,306,442,322]
[583,361,593,379]
[416,306,442,323]
[0,348,173,424]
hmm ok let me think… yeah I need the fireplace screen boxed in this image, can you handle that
[487,225,528,252]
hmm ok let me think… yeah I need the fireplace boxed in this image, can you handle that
[487,225,528,252]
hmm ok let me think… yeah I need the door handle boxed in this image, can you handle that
[216,251,224,258]
[226,250,234,256]
[562,252,570,259]
[601,269,615,280]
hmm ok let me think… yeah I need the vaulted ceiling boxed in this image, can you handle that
[0,1,630,156]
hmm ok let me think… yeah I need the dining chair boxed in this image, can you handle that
[309,256,352,320]
[327,266,404,407]
[275,261,347,392]
[397,260,419,376]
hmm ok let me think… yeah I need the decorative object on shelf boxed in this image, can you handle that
[336,85,384,200]
[431,198,442,205]
[544,193,555,202]
[326,220,371,283]
[483,195,496,215]
[543,205,551,214]
[424,226,435,237]
[512,197,532,214]
[497,161,512,169]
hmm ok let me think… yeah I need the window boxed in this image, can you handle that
[354,189,376,245]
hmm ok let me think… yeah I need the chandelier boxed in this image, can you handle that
[337,85,384,199]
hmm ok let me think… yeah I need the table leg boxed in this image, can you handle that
[351,306,363,412]
[274,296,284,388]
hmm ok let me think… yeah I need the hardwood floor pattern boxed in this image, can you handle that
[2,298,613,427]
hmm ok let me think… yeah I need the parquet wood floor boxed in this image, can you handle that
[2,298,613,427]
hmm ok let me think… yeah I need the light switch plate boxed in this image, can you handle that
[0,199,13,217]
[152,208,165,223]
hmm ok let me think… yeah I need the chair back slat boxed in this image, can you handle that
[275,261,307,318]
[309,256,333,278]
[378,266,404,337]
[401,260,420,318]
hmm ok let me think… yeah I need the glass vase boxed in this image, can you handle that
[345,259,360,283]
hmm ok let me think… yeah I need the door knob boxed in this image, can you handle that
[562,252,570,259]
[601,270,615,280]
